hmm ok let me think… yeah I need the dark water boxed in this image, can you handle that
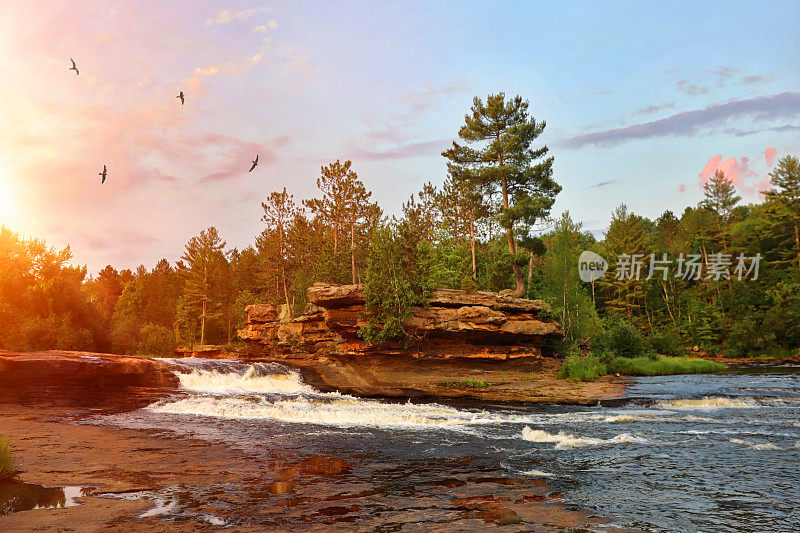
[92,359,800,531]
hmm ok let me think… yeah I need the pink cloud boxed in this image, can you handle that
[765,146,777,168]
[678,184,687,193]
[698,154,772,198]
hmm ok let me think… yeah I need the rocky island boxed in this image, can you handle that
[236,283,624,404]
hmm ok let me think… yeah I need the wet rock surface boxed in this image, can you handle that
[0,403,613,531]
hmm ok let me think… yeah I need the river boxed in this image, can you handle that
[91,359,800,531]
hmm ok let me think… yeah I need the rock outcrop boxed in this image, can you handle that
[0,350,179,389]
[238,283,563,360]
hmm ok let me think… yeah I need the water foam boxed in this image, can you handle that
[173,364,315,395]
[521,426,647,449]
[729,438,781,451]
[656,397,759,409]
[149,394,520,430]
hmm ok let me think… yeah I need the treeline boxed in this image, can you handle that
[0,93,797,358]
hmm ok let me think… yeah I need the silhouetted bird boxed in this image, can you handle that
[69,58,79,75]
[99,165,107,184]
[176,91,184,105]
[249,155,258,172]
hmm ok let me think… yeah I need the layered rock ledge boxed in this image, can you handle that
[0,350,178,388]
[238,283,564,361]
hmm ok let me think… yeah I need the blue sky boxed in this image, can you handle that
[1,0,798,270]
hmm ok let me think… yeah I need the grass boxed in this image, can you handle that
[0,436,19,480]
[557,353,607,382]
[610,356,725,376]
[445,379,491,389]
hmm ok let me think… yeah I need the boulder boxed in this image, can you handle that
[246,304,279,323]
[307,283,365,308]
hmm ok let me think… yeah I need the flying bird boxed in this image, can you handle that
[69,58,79,75]
[99,165,107,184]
[249,155,259,172]
[176,91,184,105]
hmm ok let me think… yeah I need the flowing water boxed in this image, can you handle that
[94,359,800,531]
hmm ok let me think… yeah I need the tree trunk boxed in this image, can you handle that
[795,221,800,269]
[200,300,206,345]
[333,220,338,255]
[527,251,534,285]
[501,176,525,297]
[469,213,477,279]
[350,221,356,284]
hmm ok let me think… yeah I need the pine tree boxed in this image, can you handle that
[701,169,741,250]
[261,188,298,315]
[762,155,800,268]
[443,93,560,296]
[599,204,650,318]
[180,227,226,345]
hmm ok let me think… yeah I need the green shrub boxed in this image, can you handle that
[558,353,608,381]
[460,275,478,292]
[647,329,687,357]
[359,222,433,345]
[445,379,490,388]
[137,324,176,356]
[0,436,19,481]
[610,356,724,376]
[595,318,645,358]
[724,317,778,357]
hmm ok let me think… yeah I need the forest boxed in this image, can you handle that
[1,94,798,360]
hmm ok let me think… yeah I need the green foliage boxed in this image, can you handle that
[594,317,645,359]
[647,329,687,357]
[460,275,478,292]
[359,221,433,345]
[137,324,176,356]
[445,379,490,388]
[610,356,724,376]
[180,227,226,344]
[541,212,601,350]
[558,352,608,381]
[443,92,561,296]
[724,316,778,357]
[0,436,18,481]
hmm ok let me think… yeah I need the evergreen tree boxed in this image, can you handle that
[443,93,560,297]
[180,227,226,345]
[261,188,298,315]
[762,155,800,268]
[701,169,741,250]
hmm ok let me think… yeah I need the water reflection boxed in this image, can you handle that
[0,481,87,515]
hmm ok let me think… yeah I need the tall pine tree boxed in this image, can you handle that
[443,93,560,296]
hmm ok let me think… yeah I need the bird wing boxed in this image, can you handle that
[255,154,259,164]
[249,162,256,172]
[70,58,76,68]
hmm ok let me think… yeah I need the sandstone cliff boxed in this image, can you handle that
[238,283,564,360]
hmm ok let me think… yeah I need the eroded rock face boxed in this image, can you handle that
[0,350,179,389]
[238,283,563,360]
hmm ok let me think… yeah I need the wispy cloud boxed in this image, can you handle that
[590,180,617,188]
[206,7,269,26]
[633,102,675,116]
[765,147,777,168]
[253,19,278,33]
[350,139,452,160]
[561,92,800,149]
[676,79,709,96]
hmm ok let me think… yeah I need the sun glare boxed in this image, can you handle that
[0,170,20,228]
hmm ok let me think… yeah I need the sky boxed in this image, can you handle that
[0,0,798,273]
